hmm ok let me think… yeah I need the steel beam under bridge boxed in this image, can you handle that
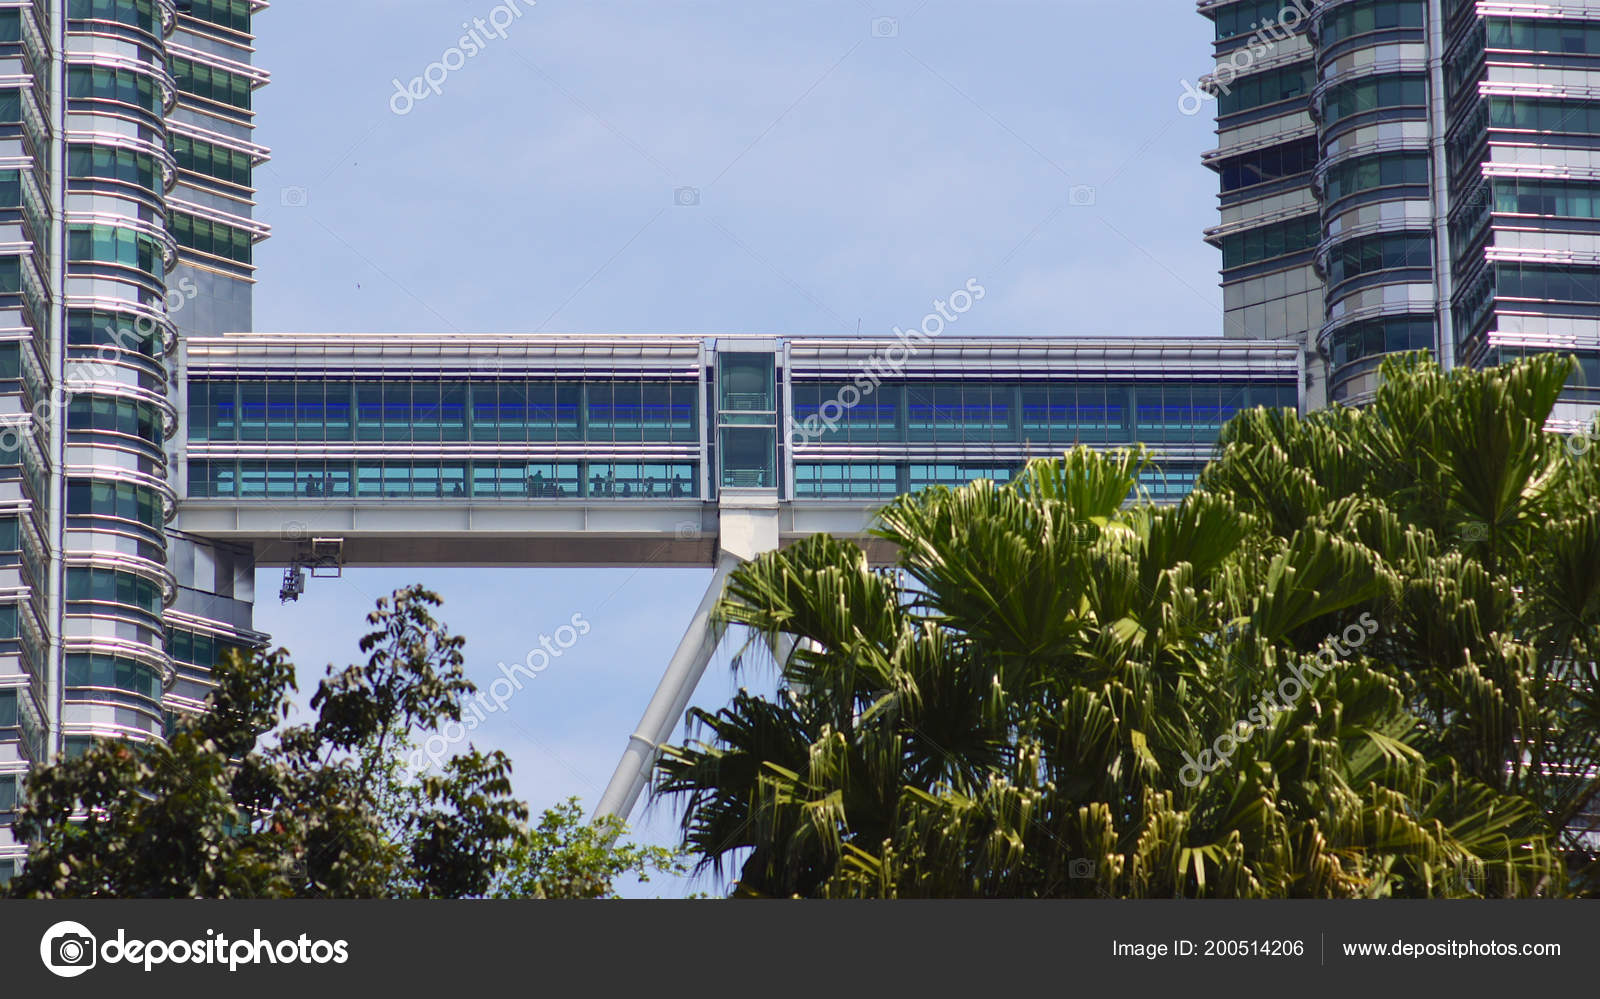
[175,499,896,568]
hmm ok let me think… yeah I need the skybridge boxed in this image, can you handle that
[173,333,1301,567]
[166,331,1301,821]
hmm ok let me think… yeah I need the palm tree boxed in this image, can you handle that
[1205,351,1600,889]
[657,354,1595,896]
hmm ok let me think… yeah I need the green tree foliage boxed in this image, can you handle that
[492,798,685,899]
[1204,352,1600,891]
[6,586,664,899]
[657,354,1600,898]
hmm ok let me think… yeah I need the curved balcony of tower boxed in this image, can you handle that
[157,0,271,724]
[1309,0,1437,403]
[1198,2,1322,349]
[0,0,56,805]
[59,0,182,746]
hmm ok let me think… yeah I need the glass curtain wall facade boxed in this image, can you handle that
[62,0,185,770]
[0,0,53,885]
[1311,0,1437,403]
[782,338,1300,507]
[178,335,711,515]
[179,335,1301,514]
[1200,0,1326,413]
[789,376,1294,501]
[1447,3,1600,405]
[0,0,268,885]
[185,375,702,501]
[1201,0,1600,413]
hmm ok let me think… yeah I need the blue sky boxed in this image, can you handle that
[247,1,1221,895]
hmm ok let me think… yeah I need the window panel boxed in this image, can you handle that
[440,382,466,441]
[641,382,672,442]
[498,383,527,441]
[381,461,410,498]
[239,460,266,497]
[238,381,266,441]
[325,461,352,498]
[293,380,325,441]
[169,54,253,111]
[356,461,383,499]
[266,382,294,441]
[382,382,411,442]
[1319,72,1427,127]
[442,461,467,498]
[355,381,382,441]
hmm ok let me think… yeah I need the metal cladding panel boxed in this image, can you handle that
[784,337,1302,380]
[185,334,707,378]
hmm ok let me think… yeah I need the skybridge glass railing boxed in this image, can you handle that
[187,459,701,501]
[788,380,1295,446]
[792,461,1207,504]
[194,458,1207,505]
[184,373,1292,506]
[187,377,701,444]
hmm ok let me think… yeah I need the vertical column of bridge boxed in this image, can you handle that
[595,340,783,822]
[55,0,181,752]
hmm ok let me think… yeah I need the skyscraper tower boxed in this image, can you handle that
[1443,5,1600,426]
[0,0,269,882]
[1199,0,1325,405]
[1199,0,1600,429]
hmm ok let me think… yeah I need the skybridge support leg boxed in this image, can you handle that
[593,553,740,822]
[594,502,780,824]
[772,632,799,671]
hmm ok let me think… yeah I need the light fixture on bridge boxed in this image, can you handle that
[311,537,345,578]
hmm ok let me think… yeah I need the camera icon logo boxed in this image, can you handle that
[1068,858,1096,879]
[871,16,899,37]
[1567,421,1598,457]
[280,185,310,208]
[40,921,97,978]
[0,420,27,454]
[1458,521,1489,543]
[674,186,701,207]
[1069,185,1097,207]
[282,521,309,542]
